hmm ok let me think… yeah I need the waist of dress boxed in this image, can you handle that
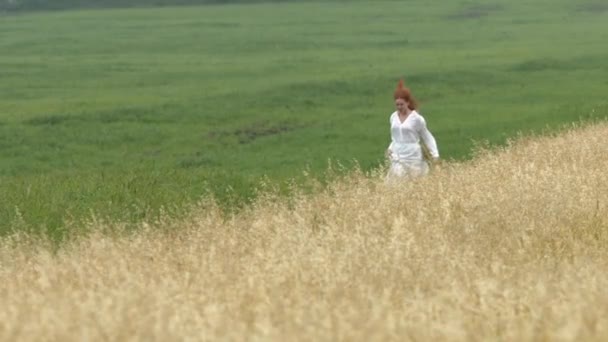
[392,142,420,149]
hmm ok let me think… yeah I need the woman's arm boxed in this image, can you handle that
[386,141,394,160]
[386,113,395,160]
[417,115,439,160]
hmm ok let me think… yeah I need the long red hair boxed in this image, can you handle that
[393,79,418,110]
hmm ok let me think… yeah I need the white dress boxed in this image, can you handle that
[387,110,439,178]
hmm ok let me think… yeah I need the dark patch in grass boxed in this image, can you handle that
[509,54,608,73]
[24,114,71,126]
[177,154,214,169]
[511,58,570,72]
[576,3,608,13]
[94,106,182,124]
[23,105,185,126]
[446,4,504,20]
[234,123,295,144]
[209,121,303,144]
[406,69,504,89]
[95,109,145,124]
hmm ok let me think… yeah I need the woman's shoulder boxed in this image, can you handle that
[410,111,429,129]
[412,110,426,122]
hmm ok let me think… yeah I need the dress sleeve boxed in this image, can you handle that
[388,113,394,151]
[417,115,439,159]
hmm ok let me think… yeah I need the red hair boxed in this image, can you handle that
[393,79,418,110]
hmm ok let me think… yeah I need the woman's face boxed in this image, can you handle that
[395,98,409,113]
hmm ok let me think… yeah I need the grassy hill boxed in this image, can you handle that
[1,0,607,237]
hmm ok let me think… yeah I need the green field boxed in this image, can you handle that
[1,0,607,237]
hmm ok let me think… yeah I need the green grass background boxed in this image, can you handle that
[1,0,607,237]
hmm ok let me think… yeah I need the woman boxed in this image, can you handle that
[386,79,439,179]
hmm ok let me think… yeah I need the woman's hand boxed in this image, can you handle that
[385,148,393,161]
[430,157,442,170]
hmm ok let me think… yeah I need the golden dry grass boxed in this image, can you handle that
[1,122,608,341]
